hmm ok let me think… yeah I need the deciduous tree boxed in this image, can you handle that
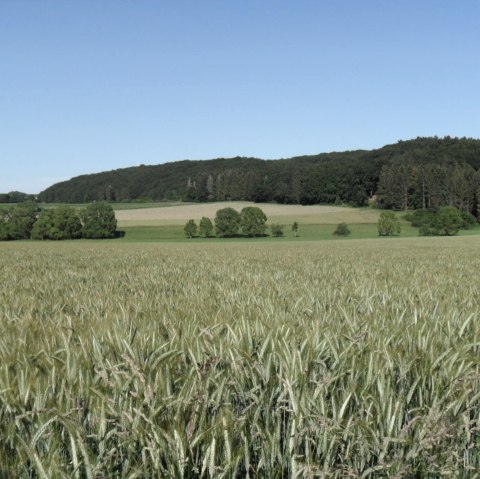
[378,211,401,236]
[199,217,213,237]
[214,208,241,237]
[184,219,197,238]
[81,202,117,239]
[240,206,267,237]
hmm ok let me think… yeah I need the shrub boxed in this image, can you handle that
[333,222,351,236]
[270,224,284,237]
[378,211,401,236]
[292,221,299,237]
[460,211,477,230]
[437,206,463,236]
[404,209,436,228]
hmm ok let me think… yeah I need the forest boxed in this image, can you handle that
[35,137,480,217]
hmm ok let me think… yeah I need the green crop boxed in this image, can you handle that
[0,237,479,477]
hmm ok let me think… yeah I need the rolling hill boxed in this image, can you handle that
[38,137,480,215]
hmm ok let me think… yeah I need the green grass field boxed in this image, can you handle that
[118,221,422,243]
[1,236,480,477]
[111,202,480,242]
[3,201,479,243]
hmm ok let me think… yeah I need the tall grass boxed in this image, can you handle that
[0,238,479,477]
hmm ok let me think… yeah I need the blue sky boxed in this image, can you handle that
[1,0,479,193]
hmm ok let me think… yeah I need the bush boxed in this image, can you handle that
[419,222,440,236]
[404,209,436,228]
[270,224,284,237]
[416,206,465,236]
[333,223,351,236]
[378,211,401,236]
[437,206,463,236]
[460,211,477,230]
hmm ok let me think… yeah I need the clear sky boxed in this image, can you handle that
[1,0,479,193]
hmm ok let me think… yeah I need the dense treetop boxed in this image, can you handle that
[0,191,35,203]
[0,202,117,241]
[37,137,480,217]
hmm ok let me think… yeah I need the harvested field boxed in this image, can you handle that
[115,201,380,226]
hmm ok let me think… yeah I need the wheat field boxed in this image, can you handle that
[1,237,480,477]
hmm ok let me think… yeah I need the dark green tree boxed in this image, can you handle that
[460,211,477,230]
[240,206,267,237]
[476,185,480,220]
[199,217,214,237]
[184,219,198,238]
[378,211,401,236]
[8,202,39,239]
[0,216,9,240]
[31,210,55,240]
[81,202,117,239]
[214,208,241,237]
[6,191,31,203]
[377,159,414,210]
[50,206,83,239]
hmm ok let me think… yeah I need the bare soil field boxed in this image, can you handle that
[115,201,380,226]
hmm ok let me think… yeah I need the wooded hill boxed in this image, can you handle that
[38,137,480,216]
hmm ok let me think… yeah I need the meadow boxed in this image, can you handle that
[115,202,389,243]
[1,236,480,477]
[113,201,479,243]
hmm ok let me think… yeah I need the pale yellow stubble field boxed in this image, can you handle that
[114,201,381,226]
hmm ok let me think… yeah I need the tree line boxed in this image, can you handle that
[36,137,480,220]
[184,207,296,238]
[0,202,117,241]
[0,191,35,203]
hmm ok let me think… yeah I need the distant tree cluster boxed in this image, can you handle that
[0,202,117,241]
[38,138,480,218]
[405,206,475,236]
[184,207,295,239]
[0,191,35,203]
[377,159,480,217]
